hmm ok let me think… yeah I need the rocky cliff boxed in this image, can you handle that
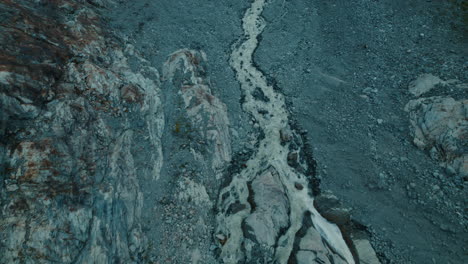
[1,1,163,262]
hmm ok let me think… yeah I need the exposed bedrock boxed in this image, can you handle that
[0,1,163,263]
[149,49,232,263]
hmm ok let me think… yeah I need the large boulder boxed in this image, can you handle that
[405,96,467,177]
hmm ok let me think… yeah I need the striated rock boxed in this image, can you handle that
[163,49,232,178]
[0,1,164,263]
[154,49,232,263]
[405,74,467,177]
[242,167,290,260]
[405,96,467,176]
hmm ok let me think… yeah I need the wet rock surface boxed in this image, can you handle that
[1,0,467,263]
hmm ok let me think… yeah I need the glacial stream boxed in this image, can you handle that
[215,0,355,263]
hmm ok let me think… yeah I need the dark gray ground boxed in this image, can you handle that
[107,0,467,263]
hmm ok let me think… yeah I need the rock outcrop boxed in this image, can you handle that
[405,75,467,177]
[151,49,232,263]
[0,1,163,262]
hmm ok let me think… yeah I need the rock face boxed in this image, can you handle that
[163,49,232,179]
[153,49,232,263]
[0,1,163,262]
[405,76,467,177]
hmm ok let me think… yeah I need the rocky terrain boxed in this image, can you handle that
[1,0,467,264]
[0,0,166,262]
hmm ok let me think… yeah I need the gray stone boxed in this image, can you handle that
[354,239,381,264]
[405,96,467,176]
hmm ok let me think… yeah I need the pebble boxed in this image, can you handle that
[6,184,18,192]
[362,87,377,94]
[215,234,225,240]
[129,245,136,252]
[294,183,304,190]
[287,152,298,166]
[445,166,456,175]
